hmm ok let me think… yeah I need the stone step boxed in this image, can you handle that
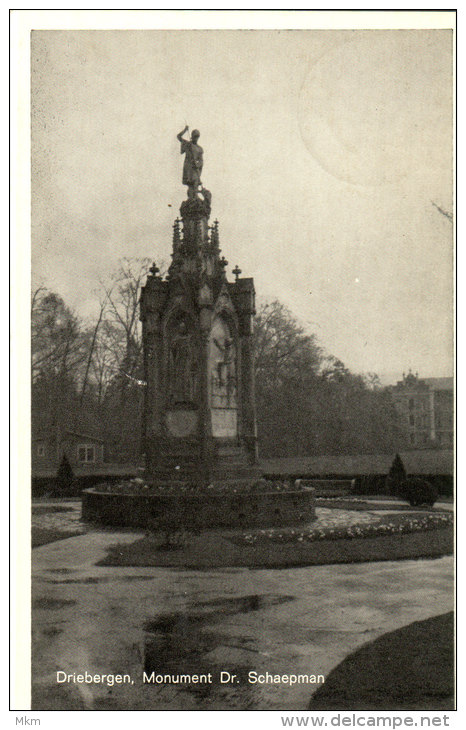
[216,455,249,465]
[216,449,249,464]
[157,449,249,466]
[159,439,199,451]
[158,454,200,464]
[217,446,244,455]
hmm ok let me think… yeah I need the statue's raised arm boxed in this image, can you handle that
[177,126,203,199]
[177,125,189,143]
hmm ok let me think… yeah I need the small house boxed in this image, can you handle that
[32,429,105,477]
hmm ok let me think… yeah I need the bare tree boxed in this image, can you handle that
[98,258,154,386]
[89,258,166,462]
[32,290,88,384]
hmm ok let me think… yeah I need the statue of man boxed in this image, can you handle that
[177,126,203,198]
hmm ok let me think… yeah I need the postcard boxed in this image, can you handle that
[11,9,456,724]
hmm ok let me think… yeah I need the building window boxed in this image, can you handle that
[409,414,415,426]
[37,444,45,457]
[77,445,96,463]
[409,398,414,410]
[410,433,415,445]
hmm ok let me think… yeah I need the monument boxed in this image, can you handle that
[82,129,315,529]
[140,127,260,488]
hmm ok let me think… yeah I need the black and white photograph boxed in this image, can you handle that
[12,9,455,717]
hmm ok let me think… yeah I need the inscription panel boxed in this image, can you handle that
[166,410,198,437]
[211,408,237,438]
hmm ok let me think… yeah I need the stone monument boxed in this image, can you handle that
[82,129,315,529]
[140,127,260,488]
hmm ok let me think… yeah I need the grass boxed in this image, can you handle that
[99,522,453,569]
[32,505,74,513]
[361,494,453,503]
[315,497,448,511]
[32,527,82,548]
[309,612,454,711]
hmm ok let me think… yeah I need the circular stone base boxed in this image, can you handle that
[81,487,316,529]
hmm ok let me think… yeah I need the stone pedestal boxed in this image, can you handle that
[140,193,259,488]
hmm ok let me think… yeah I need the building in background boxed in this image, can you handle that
[390,372,453,449]
[32,429,105,476]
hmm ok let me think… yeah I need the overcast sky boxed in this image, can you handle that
[31,28,453,383]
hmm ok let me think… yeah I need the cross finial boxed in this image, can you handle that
[149,262,160,278]
[232,264,242,282]
[220,256,228,269]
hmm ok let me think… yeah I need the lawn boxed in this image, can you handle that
[315,497,450,511]
[309,612,454,711]
[98,510,453,569]
[31,502,84,547]
[32,527,82,548]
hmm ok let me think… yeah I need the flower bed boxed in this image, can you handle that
[232,510,453,547]
[93,477,302,495]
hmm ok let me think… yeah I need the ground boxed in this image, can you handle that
[31,500,454,711]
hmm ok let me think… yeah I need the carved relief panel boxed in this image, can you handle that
[209,315,238,438]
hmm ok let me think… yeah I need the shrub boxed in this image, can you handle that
[397,478,438,507]
[55,454,75,495]
[386,453,407,495]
